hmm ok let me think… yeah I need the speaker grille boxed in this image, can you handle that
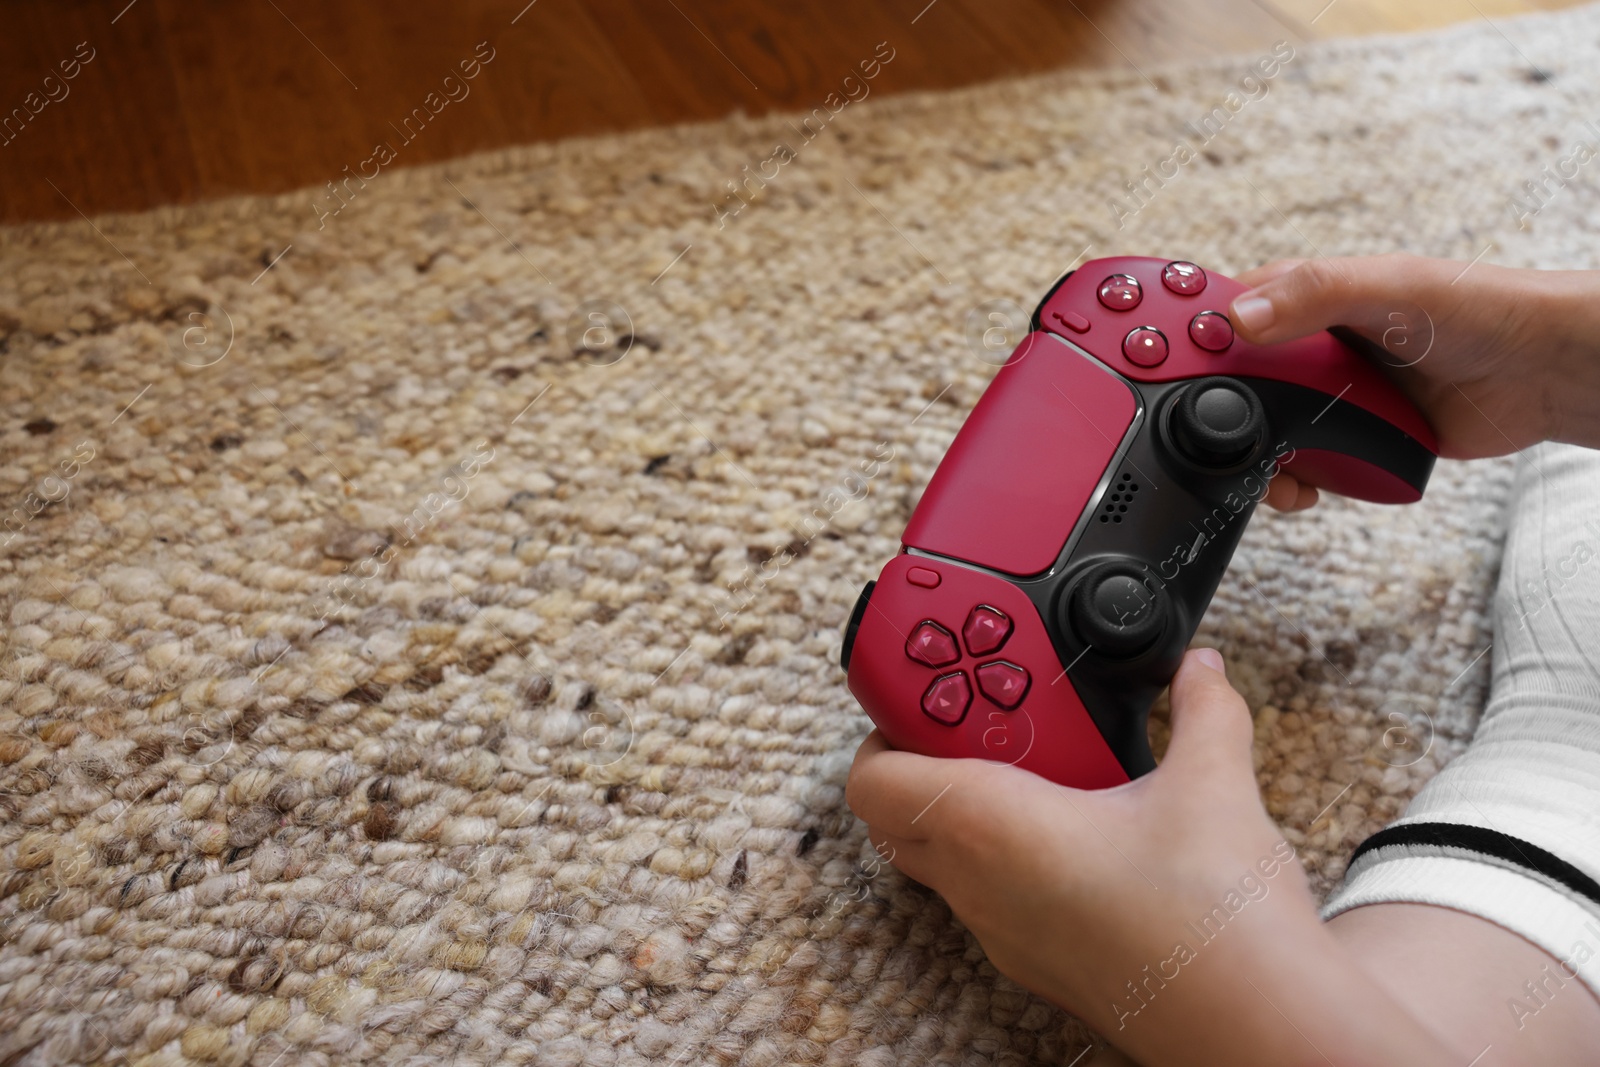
[1097,472,1139,524]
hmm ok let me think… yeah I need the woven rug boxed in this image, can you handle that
[4,6,1600,1063]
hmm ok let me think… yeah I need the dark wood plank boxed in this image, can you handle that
[0,2,203,222]
[0,0,1584,223]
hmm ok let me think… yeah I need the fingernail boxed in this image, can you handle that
[1231,294,1274,333]
[1193,648,1226,674]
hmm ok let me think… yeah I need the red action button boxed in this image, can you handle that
[922,671,973,725]
[1097,274,1143,311]
[1122,327,1169,367]
[906,566,941,588]
[976,661,1031,710]
[1188,311,1234,352]
[962,605,1012,656]
[906,620,960,667]
[1051,309,1091,334]
[1162,261,1208,295]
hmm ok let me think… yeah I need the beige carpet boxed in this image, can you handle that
[3,6,1600,1064]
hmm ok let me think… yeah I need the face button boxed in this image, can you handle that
[1122,327,1169,367]
[1188,311,1234,352]
[1097,274,1143,311]
[976,661,1030,710]
[1161,261,1207,295]
[922,671,973,725]
[1051,309,1091,334]
[906,566,941,589]
[962,605,1012,656]
[906,620,960,667]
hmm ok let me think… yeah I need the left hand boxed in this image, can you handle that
[846,649,1459,1066]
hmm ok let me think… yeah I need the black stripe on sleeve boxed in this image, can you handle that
[1350,822,1600,910]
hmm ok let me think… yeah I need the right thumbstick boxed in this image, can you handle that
[1168,377,1265,469]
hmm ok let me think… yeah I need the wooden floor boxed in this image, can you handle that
[0,0,1586,223]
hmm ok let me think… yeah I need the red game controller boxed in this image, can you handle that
[841,256,1438,788]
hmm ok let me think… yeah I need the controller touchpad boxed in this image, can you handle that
[901,331,1137,577]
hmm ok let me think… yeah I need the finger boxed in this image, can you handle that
[861,828,938,888]
[846,729,967,842]
[1262,472,1303,511]
[1232,258,1306,290]
[1228,253,1459,346]
[845,729,894,824]
[1160,649,1254,779]
[1265,473,1323,511]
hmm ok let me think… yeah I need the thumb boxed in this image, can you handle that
[1228,253,1454,349]
[1160,648,1255,779]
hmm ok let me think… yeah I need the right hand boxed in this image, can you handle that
[1235,253,1600,506]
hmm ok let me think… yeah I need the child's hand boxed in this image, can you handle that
[847,649,1462,1066]
[1243,253,1600,509]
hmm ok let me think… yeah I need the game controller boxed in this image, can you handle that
[840,256,1438,788]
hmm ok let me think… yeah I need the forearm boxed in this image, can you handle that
[1098,911,1460,1067]
[1532,268,1600,450]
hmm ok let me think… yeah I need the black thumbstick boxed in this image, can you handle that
[1067,563,1168,659]
[1168,377,1265,469]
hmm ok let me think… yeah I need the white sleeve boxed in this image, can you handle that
[1321,443,1600,999]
